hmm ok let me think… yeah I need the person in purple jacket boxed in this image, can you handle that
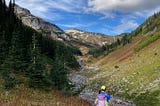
[95,86,111,106]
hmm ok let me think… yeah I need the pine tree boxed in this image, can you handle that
[0,0,2,24]
[2,31,23,89]
[0,31,8,64]
[50,54,71,91]
[28,33,52,89]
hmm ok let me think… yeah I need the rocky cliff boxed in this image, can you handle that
[14,4,70,40]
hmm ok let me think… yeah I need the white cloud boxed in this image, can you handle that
[45,0,86,13]
[6,0,86,21]
[87,0,160,18]
[115,20,138,34]
[59,22,95,29]
[88,0,160,12]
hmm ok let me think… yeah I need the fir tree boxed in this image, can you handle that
[2,31,23,89]
[28,33,52,89]
[50,53,71,91]
[0,31,8,64]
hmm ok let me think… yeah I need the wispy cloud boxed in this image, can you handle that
[58,22,95,29]
[6,0,87,21]
[115,20,138,34]
[45,0,86,13]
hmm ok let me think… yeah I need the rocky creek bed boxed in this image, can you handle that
[68,71,136,106]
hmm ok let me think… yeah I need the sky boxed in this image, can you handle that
[6,0,160,36]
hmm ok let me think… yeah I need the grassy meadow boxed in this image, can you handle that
[80,37,160,106]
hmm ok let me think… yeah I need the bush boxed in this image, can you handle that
[114,65,119,69]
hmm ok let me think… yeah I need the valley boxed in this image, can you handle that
[0,1,160,106]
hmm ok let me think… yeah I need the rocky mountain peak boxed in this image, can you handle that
[14,4,70,40]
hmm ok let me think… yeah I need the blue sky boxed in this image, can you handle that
[7,0,160,36]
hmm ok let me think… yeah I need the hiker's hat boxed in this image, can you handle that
[101,85,106,90]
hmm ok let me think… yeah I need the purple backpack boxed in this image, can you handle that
[96,94,106,106]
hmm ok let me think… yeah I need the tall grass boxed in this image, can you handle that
[0,85,93,106]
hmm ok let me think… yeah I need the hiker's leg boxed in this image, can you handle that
[105,101,108,106]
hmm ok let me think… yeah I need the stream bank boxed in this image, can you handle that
[68,59,136,106]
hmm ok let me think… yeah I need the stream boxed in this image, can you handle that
[68,59,136,106]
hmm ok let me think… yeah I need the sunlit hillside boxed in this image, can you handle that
[80,13,160,106]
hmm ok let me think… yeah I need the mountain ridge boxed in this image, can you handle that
[14,4,123,55]
[65,28,123,55]
[14,4,70,40]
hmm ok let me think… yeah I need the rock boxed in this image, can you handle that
[14,4,70,40]
[68,73,88,93]
[79,88,97,103]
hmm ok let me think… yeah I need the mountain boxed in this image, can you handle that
[80,12,160,106]
[14,5,123,55]
[14,4,70,40]
[0,1,91,106]
[65,28,119,46]
[65,28,123,54]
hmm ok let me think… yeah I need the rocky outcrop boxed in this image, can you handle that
[65,28,123,55]
[65,28,122,47]
[14,4,70,40]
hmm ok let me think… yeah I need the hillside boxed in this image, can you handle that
[14,5,123,55]
[1,0,82,99]
[65,28,122,54]
[80,12,160,106]
[14,4,70,40]
[1,1,160,106]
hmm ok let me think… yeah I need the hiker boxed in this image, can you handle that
[95,86,111,106]
[106,90,111,105]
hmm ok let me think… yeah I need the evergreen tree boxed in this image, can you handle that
[50,56,71,91]
[0,31,8,64]
[0,0,79,91]
[0,0,2,24]
[2,31,23,89]
[27,34,52,89]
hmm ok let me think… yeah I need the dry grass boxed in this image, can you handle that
[0,85,93,106]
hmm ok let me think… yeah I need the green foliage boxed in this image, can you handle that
[89,34,131,57]
[89,47,106,57]
[27,34,52,89]
[114,65,119,69]
[0,31,8,64]
[0,0,79,91]
[134,32,160,51]
[50,58,71,91]
[134,90,160,106]
[41,37,80,68]
[89,12,160,57]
